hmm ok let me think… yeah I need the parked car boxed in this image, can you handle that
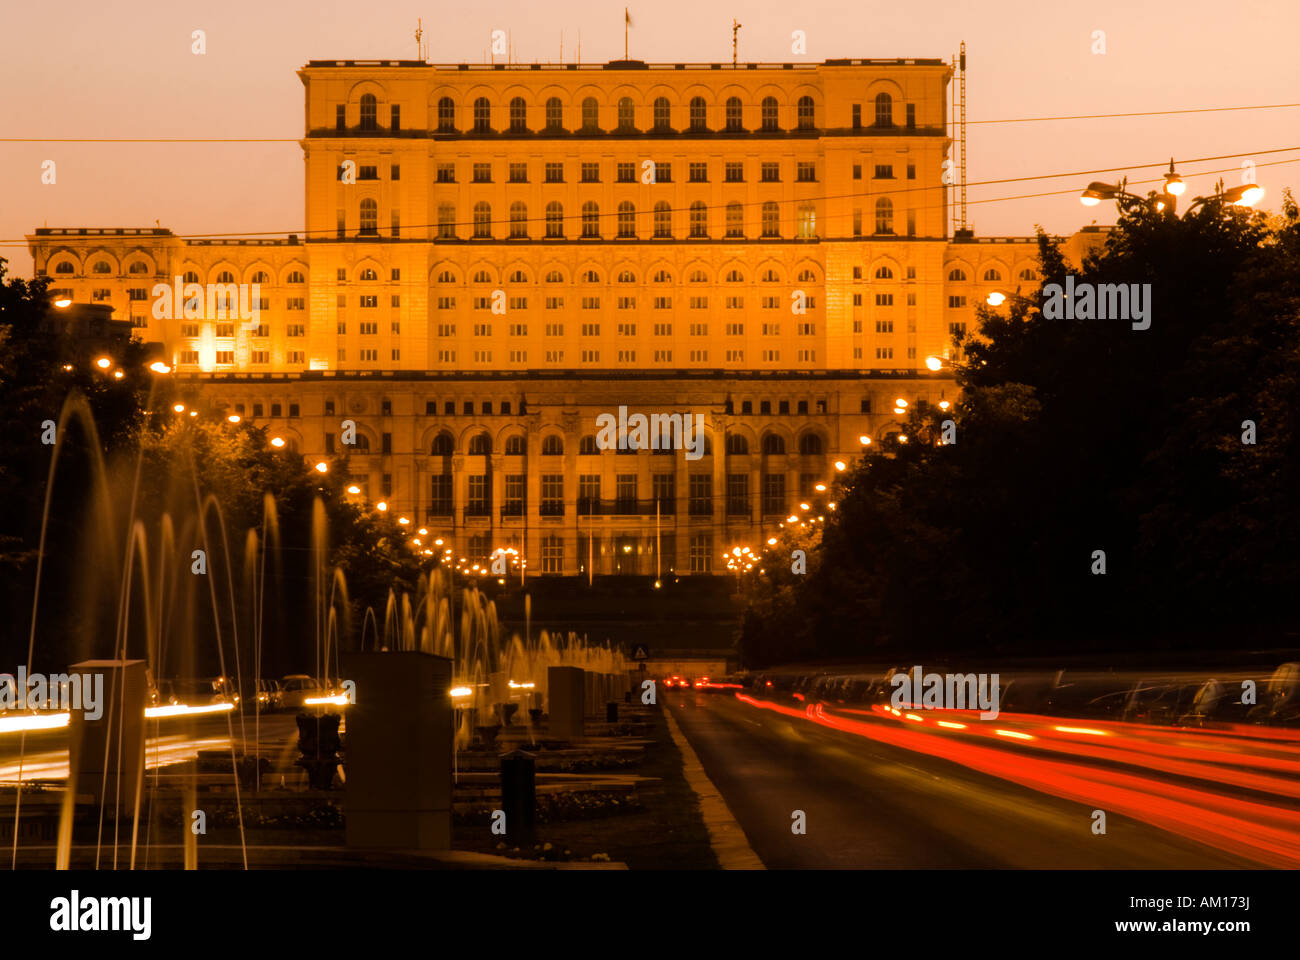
[279,674,332,709]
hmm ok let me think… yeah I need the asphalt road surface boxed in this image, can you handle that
[666,688,1290,868]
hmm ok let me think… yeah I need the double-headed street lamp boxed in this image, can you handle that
[1080,159,1264,217]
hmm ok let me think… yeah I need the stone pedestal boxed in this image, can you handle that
[547,666,585,740]
[69,659,146,823]
[343,651,452,850]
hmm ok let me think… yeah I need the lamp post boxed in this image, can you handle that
[1081,160,1264,218]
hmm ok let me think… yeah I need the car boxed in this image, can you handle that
[279,674,334,709]
[252,679,284,712]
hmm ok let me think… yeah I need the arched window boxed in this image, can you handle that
[726,433,749,455]
[360,93,377,131]
[581,97,599,132]
[359,268,377,281]
[473,202,492,239]
[129,261,149,275]
[726,202,743,238]
[472,269,492,283]
[796,268,816,282]
[725,268,744,283]
[473,97,491,133]
[617,201,636,239]
[983,268,1003,282]
[581,202,600,239]
[653,202,672,239]
[183,270,199,283]
[468,433,492,455]
[545,202,564,239]
[762,434,786,455]
[509,97,527,133]
[55,261,75,274]
[93,261,112,274]
[217,270,235,283]
[761,96,779,131]
[617,97,635,132]
[251,270,270,283]
[874,266,894,280]
[438,97,456,131]
[582,269,601,283]
[1018,267,1038,281]
[545,97,563,131]
[689,201,708,238]
[652,268,672,282]
[798,433,823,455]
[947,268,967,282]
[617,270,636,283]
[761,268,780,282]
[579,435,599,455]
[351,433,371,452]
[761,202,780,238]
[505,435,527,455]
[436,269,457,283]
[725,96,743,131]
[545,270,564,283]
[359,199,378,235]
[653,97,671,131]
[541,435,564,455]
[510,202,528,239]
[797,95,815,129]
[689,269,708,283]
[509,269,528,283]
[874,92,893,127]
[287,270,305,284]
[689,96,707,131]
[874,197,894,235]
[431,433,454,456]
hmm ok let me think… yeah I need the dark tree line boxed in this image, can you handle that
[740,195,1300,666]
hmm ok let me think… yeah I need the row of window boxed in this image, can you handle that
[342,92,911,135]
[428,159,826,185]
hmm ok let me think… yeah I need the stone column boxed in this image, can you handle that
[343,651,453,850]
[68,659,146,824]
[547,665,584,740]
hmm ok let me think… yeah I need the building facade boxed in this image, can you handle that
[28,56,1102,576]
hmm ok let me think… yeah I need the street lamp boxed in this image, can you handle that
[1081,161,1265,217]
[314,461,329,473]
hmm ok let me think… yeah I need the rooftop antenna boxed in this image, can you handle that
[577,30,581,65]
[624,9,631,61]
[414,18,425,60]
[732,19,741,67]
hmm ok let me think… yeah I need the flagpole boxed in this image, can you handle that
[624,8,629,60]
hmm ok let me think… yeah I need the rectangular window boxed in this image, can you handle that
[436,162,456,183]
[796,162,816,182]
[874,164,894,179]
[508,162,527,183]
[616,162,636,183]
[581,162,600,183]
[724,161,744,182]
[541,536,563,574]
[688,162,708,183]
[688,474,713,517]
[760,162,780,182]
[689,533,712,573]
[429,474,453,516]
[472,163,492,183]
[727,474,750,516]
[545,162,563,183]
[762,473,786,515]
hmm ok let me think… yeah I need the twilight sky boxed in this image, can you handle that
[2,0,1297,276]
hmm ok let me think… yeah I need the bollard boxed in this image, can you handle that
[606,701,619,723]
[500,749,536,845]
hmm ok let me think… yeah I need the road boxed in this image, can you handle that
[666,688,1299,868]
